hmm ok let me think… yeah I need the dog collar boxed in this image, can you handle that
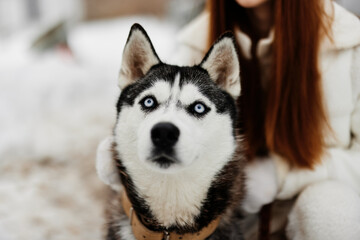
[121,191,221,240]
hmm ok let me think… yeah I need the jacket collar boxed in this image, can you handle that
[177,0,360,55]
[322,1,360,51]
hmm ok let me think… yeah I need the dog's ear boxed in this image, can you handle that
[200,33,241,99]
[118,24,161,89]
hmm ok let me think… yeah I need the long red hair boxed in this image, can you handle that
[207,0,332,168]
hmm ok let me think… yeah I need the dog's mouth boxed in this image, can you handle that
[149,155,178,169]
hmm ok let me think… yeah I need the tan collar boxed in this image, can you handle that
[121,191,221,240]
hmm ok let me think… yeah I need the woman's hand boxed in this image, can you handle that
[96,136,122,191]
[242,156,279,214]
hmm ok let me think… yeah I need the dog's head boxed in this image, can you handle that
[115,24,241,174]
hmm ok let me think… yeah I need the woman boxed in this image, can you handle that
[174,0,360,239]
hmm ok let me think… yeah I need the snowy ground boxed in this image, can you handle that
[0,16,177,240]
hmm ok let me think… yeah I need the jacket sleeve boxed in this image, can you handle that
[275,45,360,200]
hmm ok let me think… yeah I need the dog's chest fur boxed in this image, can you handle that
[121,153,232,227]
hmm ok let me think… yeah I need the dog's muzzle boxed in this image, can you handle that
[150,122,180,168]
[151,122,180,149]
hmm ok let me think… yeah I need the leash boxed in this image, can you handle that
[121,191,221,240]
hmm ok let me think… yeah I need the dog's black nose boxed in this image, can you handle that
[151,122,180,149]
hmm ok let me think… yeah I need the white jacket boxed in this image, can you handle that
[171,1,360,199]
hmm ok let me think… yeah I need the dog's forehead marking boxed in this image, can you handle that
[137,72,211,110]
[170,73,181,101]
[179,84,211,106]
[138,73,181,105]
[139,80,171,103]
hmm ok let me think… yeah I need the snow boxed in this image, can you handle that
[0,16,177,240]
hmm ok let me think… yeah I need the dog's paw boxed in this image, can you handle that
[96,136,122,191]
[242,156,278,214]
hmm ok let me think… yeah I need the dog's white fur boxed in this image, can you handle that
[118,215,136,240]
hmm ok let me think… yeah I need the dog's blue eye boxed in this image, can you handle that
[144,98,154,108]
[194,103,205,114]
[140,96,158,111]
[188,101,210,118]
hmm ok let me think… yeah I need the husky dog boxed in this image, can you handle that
[96,24,245,240]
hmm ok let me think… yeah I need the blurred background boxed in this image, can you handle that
[0,0,358,240]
